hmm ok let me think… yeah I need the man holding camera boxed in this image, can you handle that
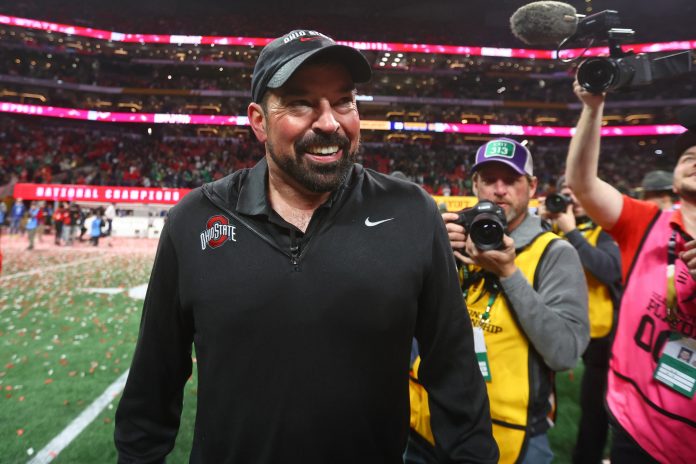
[408,138,589,464]
[566,81,696,464]
[541,177,622,464]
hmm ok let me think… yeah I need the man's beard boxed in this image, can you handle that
[677,182,696,202]
[268,132,357,193]
[504,205,522,228]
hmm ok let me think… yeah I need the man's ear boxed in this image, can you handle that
[528,175,539,198]
[472,173,479,196]
[248,102,267,143]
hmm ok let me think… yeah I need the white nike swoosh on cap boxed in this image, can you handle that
[364,217,395,227]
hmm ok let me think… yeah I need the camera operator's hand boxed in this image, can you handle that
[679,239,696,280]
[442,212,467,252]
[553,202,577,234]
[573,79,605,110]
[463,234,517,278]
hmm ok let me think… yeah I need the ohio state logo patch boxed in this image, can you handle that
[200,215,236,250]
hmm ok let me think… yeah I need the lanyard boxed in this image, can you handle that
[667,229,681,327]
[666,227,693,328]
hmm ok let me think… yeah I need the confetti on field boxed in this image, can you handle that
[0,238,159,461]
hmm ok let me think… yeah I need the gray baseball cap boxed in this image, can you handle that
[641,170,673,192]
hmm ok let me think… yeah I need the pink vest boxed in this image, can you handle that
[608,211,696,463]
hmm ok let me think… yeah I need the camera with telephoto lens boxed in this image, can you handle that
[545,193,572,214]
[454,200,508,251]
[564,10,693,94]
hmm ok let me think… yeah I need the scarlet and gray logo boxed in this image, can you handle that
[200,215,236,250]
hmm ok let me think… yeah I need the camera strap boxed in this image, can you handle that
[653,227,696,398]
[576,218,596,233]
[666,228,692,328]
[666,222,696,319]
[461,267,501,322]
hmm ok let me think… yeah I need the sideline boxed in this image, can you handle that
[26,370,130,464]
[0,257,105,282]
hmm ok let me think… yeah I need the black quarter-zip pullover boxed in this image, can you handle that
[115,158,498,463]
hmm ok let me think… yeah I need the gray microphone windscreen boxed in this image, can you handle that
[510,1,578,46]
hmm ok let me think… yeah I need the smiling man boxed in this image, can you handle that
[409,138,589,464]
[114,30,498,463]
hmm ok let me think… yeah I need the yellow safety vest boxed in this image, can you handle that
[409,232,557,464]
[557,221,613,338]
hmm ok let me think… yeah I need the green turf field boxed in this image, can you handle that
[0,247,594,463]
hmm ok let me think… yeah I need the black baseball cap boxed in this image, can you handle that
[251,30,372,103]
[674,130,696,160]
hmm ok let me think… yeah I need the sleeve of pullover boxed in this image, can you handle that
[114,222,194,463]
[416,204,499,463]
[499,239,590,371]
[565,228,621,288]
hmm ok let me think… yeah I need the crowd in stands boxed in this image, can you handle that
[0,2,690,200]
[4,0,694,47]
[0,117,263,190]
[1,116,671,198]
[2,36,691,130]
[3,16,692,133]
[4,41,694,104]
[0,45,255,91]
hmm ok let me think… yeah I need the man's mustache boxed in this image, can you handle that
[295,133,351,153]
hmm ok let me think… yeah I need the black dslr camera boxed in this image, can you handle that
[454,200,508,251]
[545,193,572,214]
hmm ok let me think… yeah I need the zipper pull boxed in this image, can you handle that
[290,244,300,265]
[290,230,301,270]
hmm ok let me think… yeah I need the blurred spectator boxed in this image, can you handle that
[25,200,40,249]
[103,202,115,246]
[0,201,6,228]
[53,202,66,245]
[87,208,103,246]
[638,170,676,210]
[9,198,26,234]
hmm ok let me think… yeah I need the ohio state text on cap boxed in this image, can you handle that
[251,29,372,103]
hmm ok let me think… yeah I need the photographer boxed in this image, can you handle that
[408,138,589,464]
[541,177,622,464]
[566,79,696,464]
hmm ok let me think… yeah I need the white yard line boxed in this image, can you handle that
[0,257,105,282]
[27,370,130,464]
